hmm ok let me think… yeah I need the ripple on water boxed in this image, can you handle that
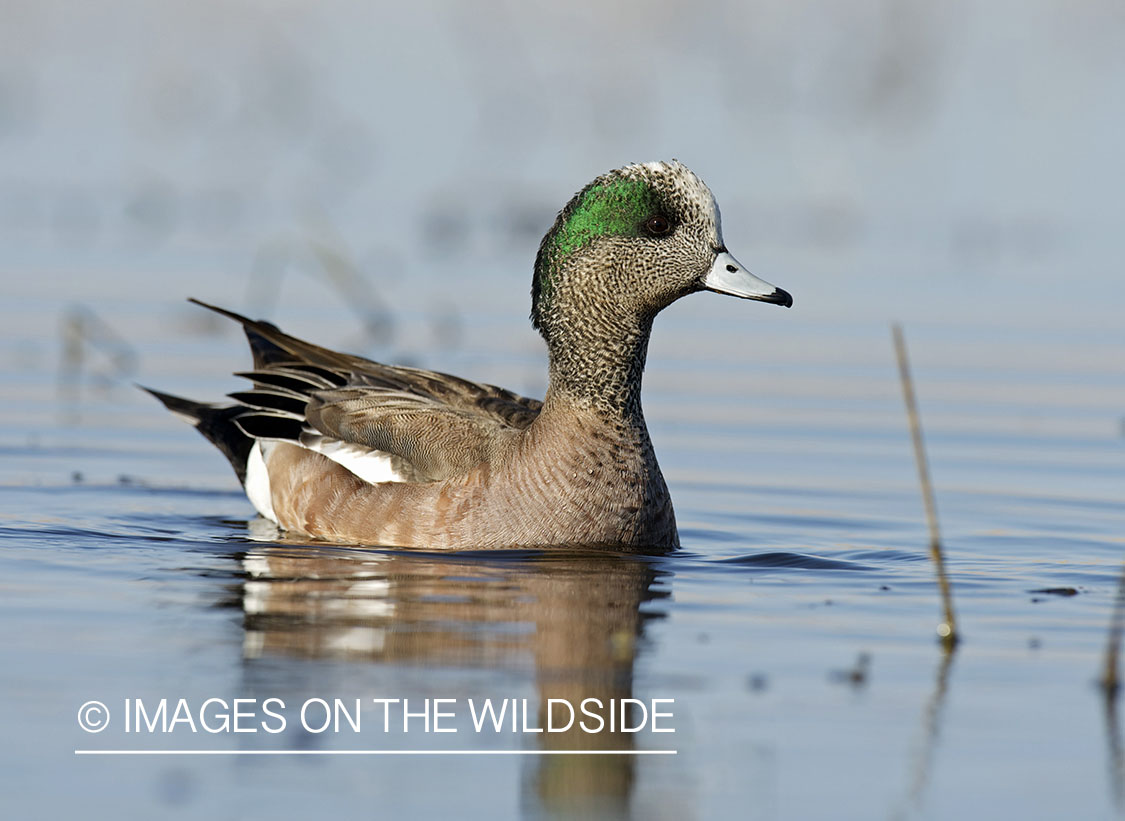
[714,551,874,571]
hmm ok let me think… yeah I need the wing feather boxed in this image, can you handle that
[190,299,542,483]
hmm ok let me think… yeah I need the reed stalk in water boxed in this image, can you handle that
[1101,562,1125,695]
[892,324,958,649]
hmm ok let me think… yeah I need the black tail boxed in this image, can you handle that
[187,298,294,369]
[140,386,254,485]
[187,297,372,373]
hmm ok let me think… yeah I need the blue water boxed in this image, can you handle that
[3,2,1125,819]
[3,290,1122,819]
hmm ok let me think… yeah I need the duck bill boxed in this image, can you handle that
[702,251,792,307]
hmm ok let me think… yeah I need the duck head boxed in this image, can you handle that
[531,160,791,342]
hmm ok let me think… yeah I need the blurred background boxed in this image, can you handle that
[0,0,1119,504]
[3,0,1122,337]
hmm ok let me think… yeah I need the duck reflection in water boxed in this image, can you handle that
[231,536,671,816]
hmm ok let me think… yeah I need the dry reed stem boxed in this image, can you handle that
[892,324,958,649]
[1101,562,1125,695]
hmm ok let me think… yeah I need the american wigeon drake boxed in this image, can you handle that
[146,161,791,550]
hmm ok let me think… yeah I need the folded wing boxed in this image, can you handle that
[190,299,542,485]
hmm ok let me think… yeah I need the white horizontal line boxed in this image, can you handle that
[75,749,677,756]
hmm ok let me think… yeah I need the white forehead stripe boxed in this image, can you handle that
[624,160,722,244]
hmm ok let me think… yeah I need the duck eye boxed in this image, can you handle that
[643,215,674,237]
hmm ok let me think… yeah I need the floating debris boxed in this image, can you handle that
[829,652,871,687]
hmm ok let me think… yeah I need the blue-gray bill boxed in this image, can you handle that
[702,250,792,308]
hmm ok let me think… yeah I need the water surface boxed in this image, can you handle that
[2,285,1122,819]
[2,1,1125,818]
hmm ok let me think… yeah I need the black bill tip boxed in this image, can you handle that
[764,287,793,308]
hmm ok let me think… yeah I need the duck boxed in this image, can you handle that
[145,160,791,550]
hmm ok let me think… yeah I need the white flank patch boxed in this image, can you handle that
[244,441,278,523]
[242,430,405,521]
[300,436,407,485]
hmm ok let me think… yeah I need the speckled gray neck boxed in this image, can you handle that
[541,288,654,418]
